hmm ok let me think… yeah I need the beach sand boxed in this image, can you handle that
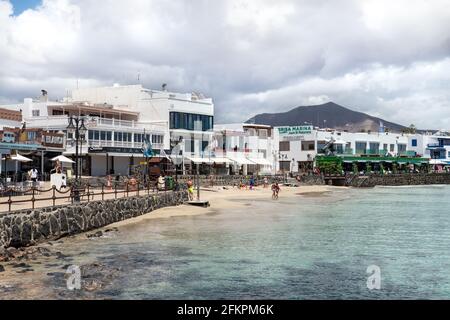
[110,184,333,228]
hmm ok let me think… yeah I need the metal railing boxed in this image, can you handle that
[0,180,182,213]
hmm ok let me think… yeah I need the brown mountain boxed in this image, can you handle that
[246,102,408,133]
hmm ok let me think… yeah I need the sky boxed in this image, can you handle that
[9,0,41,15]
[0,0,450,128]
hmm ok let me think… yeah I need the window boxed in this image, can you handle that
[151,134,163,144]
[134,133,142,143]
[169,112,213,131]
[448,151,450,158]
[398,144,407,154]
[390,144,395,152]
[94,131,100,140]
[279,141,290,151]
[411,139,417,147]
[355,142,367,154]
[369,142,379,154]
[383,144,388,151]
[32,110,40,117]
[27,132,37,140]
[258,129,268,139]
[202,141,209,151]
[279,161,291,171]
[301,141,315,151]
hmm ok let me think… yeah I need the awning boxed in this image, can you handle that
[6,154,33,162]
[429,159,448,165]
[88,152,146,158]
[185,156,214,164]
[210,157,233,164]
[226,156,255,165]
[51,155,75,163]
[248,158,272,166]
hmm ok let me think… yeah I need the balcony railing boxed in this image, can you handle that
[24,116,167,133]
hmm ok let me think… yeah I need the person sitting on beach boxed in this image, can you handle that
[271,182,280,200]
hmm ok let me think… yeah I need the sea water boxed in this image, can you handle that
[6,185,450,299]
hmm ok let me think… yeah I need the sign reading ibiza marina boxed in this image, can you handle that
[278,125,313,140]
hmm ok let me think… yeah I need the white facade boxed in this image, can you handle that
[213,123,274,175]
[408,131,450,165]
[273,126,411,173]
[70,84,214,158]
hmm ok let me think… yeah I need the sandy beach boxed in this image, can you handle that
[110,184,333,229]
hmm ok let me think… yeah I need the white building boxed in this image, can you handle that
[273,125,411,173]
[70,84,215,174]
[213,123,273,175]
[408,131,450,167]
[0,90,166,176]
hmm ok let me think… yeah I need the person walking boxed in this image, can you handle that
[263,177,268,188]
[249,176,255,190]
[187,179,194,201]
[271,182,280,200]
[29,167,39,187]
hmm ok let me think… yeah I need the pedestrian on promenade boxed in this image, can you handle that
[263,177,268,188]
[271,182,280,200]
[187,179,194,201]
[249,176,255,190]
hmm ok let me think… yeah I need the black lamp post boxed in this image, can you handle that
[67,116,87,202]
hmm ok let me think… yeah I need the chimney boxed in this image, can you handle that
[40,90,48,102]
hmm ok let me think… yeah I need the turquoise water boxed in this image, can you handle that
[21,186,450,299]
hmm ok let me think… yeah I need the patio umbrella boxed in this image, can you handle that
[10,154,33,162]
[51,155,75,163]
[1,154,33,181]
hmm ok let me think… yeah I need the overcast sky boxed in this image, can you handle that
[1,0,450,128]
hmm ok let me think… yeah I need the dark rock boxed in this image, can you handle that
[12,262,31,268]
[87,231,103,239]
[21,221,33,245]
[0,264,4,272]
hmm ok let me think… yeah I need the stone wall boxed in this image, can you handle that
[298,175,325,185]
[349,173,450,188]
[177,175,286,187]
[0,191,188,249]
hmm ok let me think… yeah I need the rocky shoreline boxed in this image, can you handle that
[0,191,188,250]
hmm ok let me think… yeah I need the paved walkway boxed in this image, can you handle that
[0,181,164,213]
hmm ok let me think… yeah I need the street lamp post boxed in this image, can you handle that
[67,116,87,202]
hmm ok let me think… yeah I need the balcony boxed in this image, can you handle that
[24,116,166,133]
[68,139,164,150]
[427,143,444,149]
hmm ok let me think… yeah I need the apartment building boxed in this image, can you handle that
[273,125,411,173]
[213,123,273,175]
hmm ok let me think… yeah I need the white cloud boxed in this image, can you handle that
[0,0,450,129]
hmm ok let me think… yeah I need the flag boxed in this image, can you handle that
[160,148,171,161]
[142,135,153,158]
